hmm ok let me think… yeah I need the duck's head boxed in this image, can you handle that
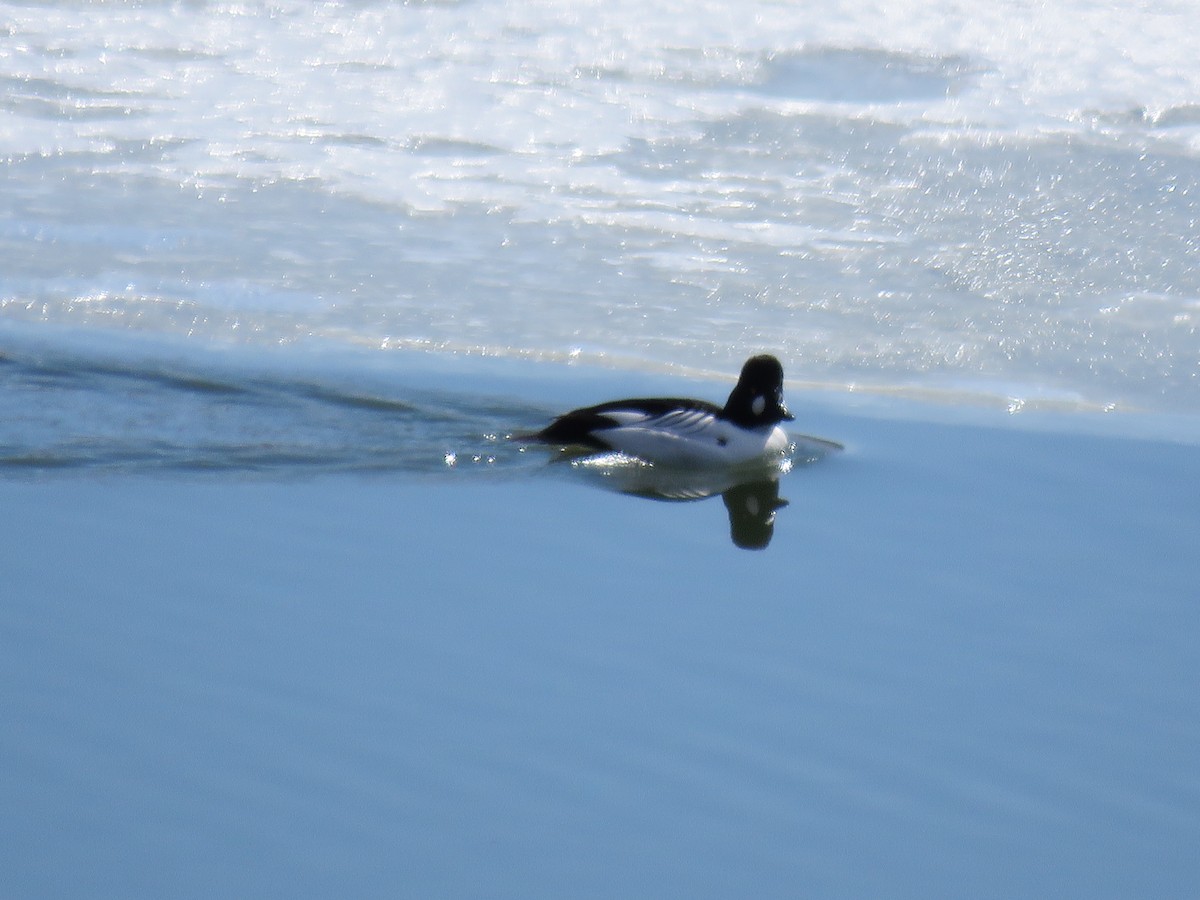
[723,354,794,428]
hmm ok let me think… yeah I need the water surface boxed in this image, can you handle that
[3,367,1197,898]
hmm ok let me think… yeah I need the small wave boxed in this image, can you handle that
[0,344,546,478]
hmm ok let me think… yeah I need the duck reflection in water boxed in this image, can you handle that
[555,449,830,550]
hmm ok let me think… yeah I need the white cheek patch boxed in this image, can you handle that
[752,395,766,416]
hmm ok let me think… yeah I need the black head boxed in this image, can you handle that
[721,354,793,428]
[722,478,790,550]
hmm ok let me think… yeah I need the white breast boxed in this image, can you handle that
[600,409,789,467]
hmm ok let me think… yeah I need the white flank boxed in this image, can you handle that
[601,414,790,467]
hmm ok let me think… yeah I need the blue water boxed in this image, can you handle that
[3,2,1200,896]
[3,408,1198,898]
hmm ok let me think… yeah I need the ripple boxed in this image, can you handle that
[0,344,545,478]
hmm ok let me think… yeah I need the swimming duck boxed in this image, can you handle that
[527,354,794,467]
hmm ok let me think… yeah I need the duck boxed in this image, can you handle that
[525,354,794,467]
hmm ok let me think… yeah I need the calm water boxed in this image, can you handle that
[3,404,1198,898]
[3,2,1200,897]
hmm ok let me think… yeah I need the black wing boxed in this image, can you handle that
[534,397,722,450]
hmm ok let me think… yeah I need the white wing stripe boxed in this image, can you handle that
[603,410,656,426]
[647,409,717,435]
